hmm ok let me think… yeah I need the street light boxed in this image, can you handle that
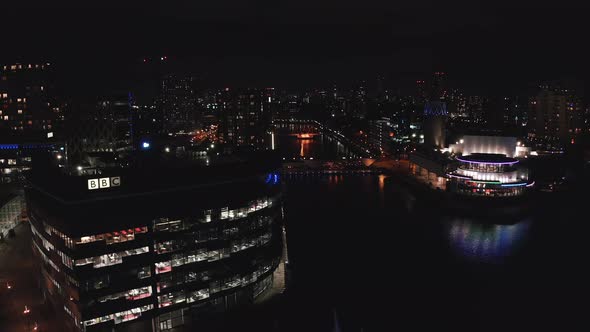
[23,305,30,314]
[6,282,11,290]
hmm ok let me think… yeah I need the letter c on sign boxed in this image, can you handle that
[111,177,121,187]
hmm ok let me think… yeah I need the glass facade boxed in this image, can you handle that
[448,155,532,197]
[27,168,284,332]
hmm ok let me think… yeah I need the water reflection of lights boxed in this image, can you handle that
[447,218,531,262]
[299,138,311,157]
[265,173,280,185]
[378,174,387,192]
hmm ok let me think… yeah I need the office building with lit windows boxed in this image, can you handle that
[217,88,272,149]
[528,86,583,145]
[26,153,284,331]
[0,63,58,136]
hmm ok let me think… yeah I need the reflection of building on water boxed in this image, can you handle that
[295,133,318,139]
[273,120,360,159]
[447,218,531,262]
[300,138,311,157]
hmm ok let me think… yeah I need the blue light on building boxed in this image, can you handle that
[423,101,448,116]
[265,173,280,185]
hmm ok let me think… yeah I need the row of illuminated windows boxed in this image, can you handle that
[0,159,17,165]
[31,222,54,252]
[31,222,75,269]
[33,240,60,273]
[66,273,79,288]
[76,226,148,246]
[82,304,154,327]
[0,97,27,102]
[157,263,274,308]
[75,246,149,269]
[38,217,75,249]
[44,268,61,291]
[219,197,272,221]
[82,266,151,291]
[154,231,273,275]
[97,286,153,304]
[157,271,210,293]
[155,216,274,255]
[2,63,47,70]
[4,124,52,131]
[458,163,514,173]
[456,169,522,183]
[455,185,524,197]
[64,305,79,327]
[156,257,277,294]
[57,249,73,269]
[152,196,275,232]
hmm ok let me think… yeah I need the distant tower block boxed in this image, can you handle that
[423,101,448,148]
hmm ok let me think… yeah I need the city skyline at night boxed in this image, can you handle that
[1,2,590,332]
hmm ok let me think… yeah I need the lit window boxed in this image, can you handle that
[17,110,22,114]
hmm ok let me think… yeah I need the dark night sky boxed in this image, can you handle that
[3,1,590,96]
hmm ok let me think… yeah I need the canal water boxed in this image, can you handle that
[274,123,358,160]
[274,126,590,332]
[208,126,589,332]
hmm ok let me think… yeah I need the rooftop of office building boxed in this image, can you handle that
[26,150,281,204]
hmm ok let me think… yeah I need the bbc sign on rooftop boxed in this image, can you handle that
[88,177,121,190]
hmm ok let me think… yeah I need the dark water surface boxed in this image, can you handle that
[272,127,589,331]
[274,123,357,160]
[211,128,589,332]
[281,174,589,332]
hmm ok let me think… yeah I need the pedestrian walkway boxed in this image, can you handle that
[0,222,60,331]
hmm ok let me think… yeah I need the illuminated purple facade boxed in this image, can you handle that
[448,153,533,197]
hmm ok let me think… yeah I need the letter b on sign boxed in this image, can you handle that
[99,178,110,188]
[88,179,99,190]
[87,176,121,190]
